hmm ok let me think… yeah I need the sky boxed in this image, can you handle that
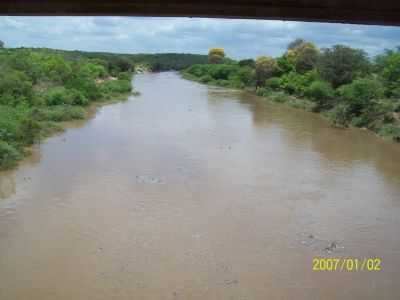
[0,17,399,59]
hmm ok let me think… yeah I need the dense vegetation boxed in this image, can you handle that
[59,50,208,72]
[183,43,400,142]
[0,44,137,170]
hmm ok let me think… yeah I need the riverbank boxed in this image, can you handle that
[0,47,142,170]
[39,85,139,138]
[0,82,138,171]
[182,71,315,109]
[181,71,400,143]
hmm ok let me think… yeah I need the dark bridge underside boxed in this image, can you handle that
[0,0,399,26]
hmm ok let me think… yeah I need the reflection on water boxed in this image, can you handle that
[0,72,400,300]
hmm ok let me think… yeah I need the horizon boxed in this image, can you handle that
[3,43,398,61]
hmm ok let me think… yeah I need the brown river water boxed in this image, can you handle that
[1,72,400,300]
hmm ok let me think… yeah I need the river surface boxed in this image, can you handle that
[1,72,400,300]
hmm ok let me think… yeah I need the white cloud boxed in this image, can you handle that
[0,17,399,58]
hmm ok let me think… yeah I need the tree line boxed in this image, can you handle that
[60,50,208,72]
[183,40,400,142]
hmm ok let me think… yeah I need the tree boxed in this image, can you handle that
[338,77,384,115]
[209,64,237,80]
[43,54,73,83]
[374,49,396,73]
[66,68,101,100]
[277,55,295,74]
[0,40,4,48]
[109,56,133,74]
[5,50,52,84]
[81,63,108,78]
[208,48,226,64]
[255,56,280,87]
[306,80,334,109]
[288,38,305,50]
[292,42,319,73]
[18,118,41,145]
[381,51,400,82]
[265,77,281,90]
[235,66,255,86]
[238,59,255,68]
[381,51,400,97]
[285,40,319,73]
[186,64,207,77]
[317,45,370,88]
[279,70,318,96]
[333,77,385,127]
[0,141,20,169]
[0,70,33,106]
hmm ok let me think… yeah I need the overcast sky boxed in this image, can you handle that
[1,17,399,59]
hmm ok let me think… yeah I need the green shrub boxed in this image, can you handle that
[36,105,86,122]
[43,87,88,106]
[81,63,108,79]
[338,77,384,115]
[0,107,19,143]
[306,80,335,110]
[238,59,255,68]
[186,64,207,77]
[350,114,372,128]
[37,121,64,138]
[0,141,21,169]
[328,103,352,127]
[117,72,132,81]
[381,52,400,97]
[339,77,384,102]
[209,64,239,80]
[66,71,102,100]
[17,118,41,145]
[108,56,133,73]
[394,101,400,112]
[230,80,245,88]
[68,89,89,106]
[277,55,295,74]
[386,86,400,99]
[99,79,132,94]
[375,100,397,117]
[0,70,33,106]
[256,87,271,97]
[44,87,71,105]
[271,92,291,103]
[215,79,230,87]
[279,71,318,96]
[235,66,255,86]
[43,54,73,83]
[378,124,400,141]
[200,74,213,83]
[306,81,334,101]
[265,77,281,90]
[287,98,316,111]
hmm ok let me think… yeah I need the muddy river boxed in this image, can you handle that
[1,72,400,299]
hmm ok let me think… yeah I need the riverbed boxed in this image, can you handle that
[1,72,400,299]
